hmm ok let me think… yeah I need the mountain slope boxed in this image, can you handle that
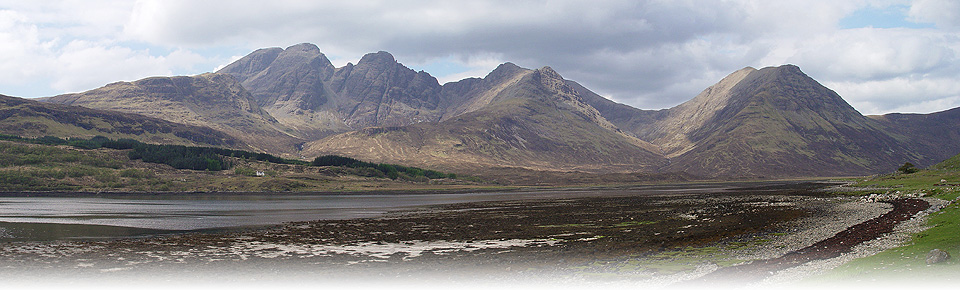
[41,73,301,155]
[868,107,960,168]
[328,51,444,129]
[303,64,667,173]
[0,94,240,147]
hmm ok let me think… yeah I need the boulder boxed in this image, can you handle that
[926,249,951,265]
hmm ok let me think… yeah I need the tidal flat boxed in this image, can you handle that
[0,182,926,288]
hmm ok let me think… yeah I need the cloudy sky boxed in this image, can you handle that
[2,0,959,115]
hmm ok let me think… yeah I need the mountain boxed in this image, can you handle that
[328,50,444,129]
[662,65,923,177]
[40,73,302,155]
[0,94,240,147]
[220,44,960,178]
[590,65,931,178]
[27,42,960,179]
[215,44,346,139]
[217,43,444,139]
[303,64,667,173]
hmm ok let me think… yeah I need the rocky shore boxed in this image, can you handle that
[0,184,933,288]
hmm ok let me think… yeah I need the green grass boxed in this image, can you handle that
[851,170,960,193]
[0,142,120,169]
[0,137,487,193]
[812,156,960,282]
[931,153,960,171]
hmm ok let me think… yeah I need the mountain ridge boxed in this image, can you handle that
[17,43,960,179]
[303,64,668,174]
[40,73,302,155]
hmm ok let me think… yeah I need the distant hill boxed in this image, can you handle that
[868,107,960,169]
[0,94,240,148]
[41,73,302,156]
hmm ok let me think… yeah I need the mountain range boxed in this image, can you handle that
[14,43,960,179]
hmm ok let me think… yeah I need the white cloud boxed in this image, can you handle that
[888,95,960,113]
[908,0,960,29]
[0,1,224,96]
[781,27,960,114]
[787,28,958,81]
[214,55,246,72]
[2,0,960,115]
[50,41,209,92]
[0,10,53,83]
[827,77,960,114]
[422,53,507,85]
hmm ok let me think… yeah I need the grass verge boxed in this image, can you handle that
[812,167,960,282]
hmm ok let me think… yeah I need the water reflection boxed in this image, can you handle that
[0,182,751,242]
[0,221,179,242]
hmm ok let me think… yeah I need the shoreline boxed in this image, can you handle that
[688,198,931,285]
[0,179,837,198]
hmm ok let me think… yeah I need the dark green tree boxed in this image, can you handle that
[897,162,919,174]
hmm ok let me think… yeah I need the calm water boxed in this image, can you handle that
[0,183,748,242]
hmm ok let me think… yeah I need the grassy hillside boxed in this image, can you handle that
[931,152,960,171]
[0,137,477,193]
[1,94,240,148]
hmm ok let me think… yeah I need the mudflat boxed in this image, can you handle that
[0,182,919,288]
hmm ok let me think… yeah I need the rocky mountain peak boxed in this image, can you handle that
[218,43,332,83]
[535,66,561,78]
[357,51,397,67]
[733,64,860,116]
[533,66,580,102]
[285,43,321,54]
[481,63,528,83]
[326,49,444,129]
[216,47,283,79]
[214,43,344,139]
[496,62,521,69]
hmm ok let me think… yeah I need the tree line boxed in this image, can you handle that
[311,155,457,180]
